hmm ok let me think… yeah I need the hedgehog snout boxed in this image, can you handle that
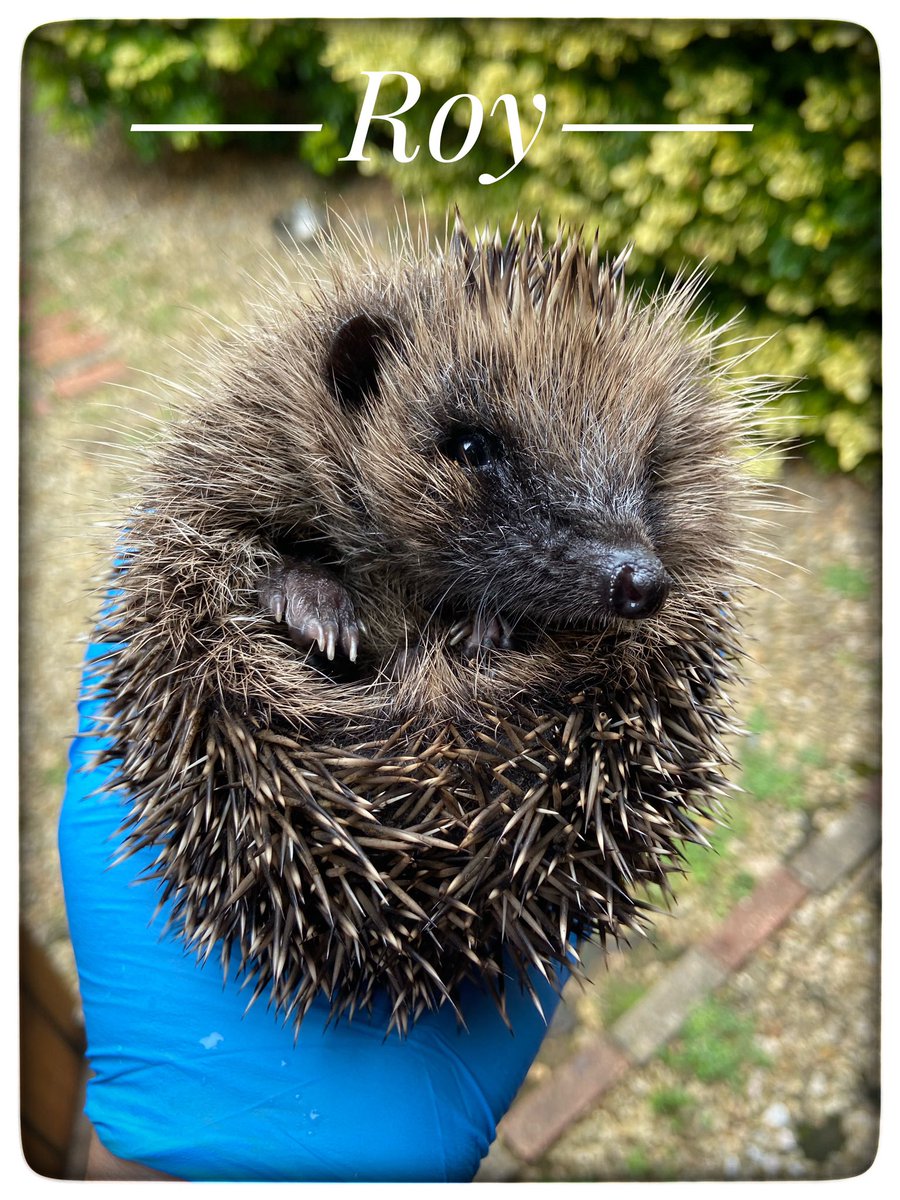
[607,548,669,619]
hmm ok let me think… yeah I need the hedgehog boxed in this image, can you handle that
[93,213,771,1034]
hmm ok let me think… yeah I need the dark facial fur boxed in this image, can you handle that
[95,216,773,1032]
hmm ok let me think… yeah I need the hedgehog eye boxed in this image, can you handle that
[441,428,498,469]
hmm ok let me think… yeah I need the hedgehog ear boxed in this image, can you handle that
[325,313,401,410]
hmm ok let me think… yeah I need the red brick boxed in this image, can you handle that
[29,327,107,370]
[704,866,808,971]
[23,310,75,344]
[54,360,127,399]
[500,1036,629,1163]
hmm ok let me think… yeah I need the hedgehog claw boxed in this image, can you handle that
[324,624,337,661]
[342,625,360,662]
[308,620,326,654]
[259,581,287,625]
[258,559,363,663]
[448,621,468,647]
[453,613,514,658]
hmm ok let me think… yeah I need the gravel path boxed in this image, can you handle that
[20,105,881,1181]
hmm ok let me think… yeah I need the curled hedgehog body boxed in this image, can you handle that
[97,215,765,1033]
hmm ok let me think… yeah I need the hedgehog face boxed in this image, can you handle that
[426,393,670,627]
[432,431,671,626]
[325,307,674,630]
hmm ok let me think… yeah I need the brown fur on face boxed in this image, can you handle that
[96,215,777,1031]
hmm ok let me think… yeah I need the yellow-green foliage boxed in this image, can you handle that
[321,18,880,476]
[24,18,358,173]
[25,18,880,474]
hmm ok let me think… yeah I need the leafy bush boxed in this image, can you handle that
[24,18,359,174]
[24,18,881,474]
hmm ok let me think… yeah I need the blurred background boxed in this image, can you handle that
[20,17,880,1181]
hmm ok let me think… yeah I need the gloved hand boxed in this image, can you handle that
[59,641,565,1182]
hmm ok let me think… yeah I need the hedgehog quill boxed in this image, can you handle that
[94,214,776,1034]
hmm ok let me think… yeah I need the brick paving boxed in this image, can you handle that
[53,359,127,400]
[23,304,126,404]
[502,1040,631,1160]
[703,867,809,972]
[28,320,107,370]
[492,784,881,1168]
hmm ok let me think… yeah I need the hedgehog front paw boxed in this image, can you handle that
[449,613,513,660]
[258,561,365,662]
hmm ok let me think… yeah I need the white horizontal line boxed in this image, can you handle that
[130,121,753,135]
[562,123,754,132]
[130,124,324,133]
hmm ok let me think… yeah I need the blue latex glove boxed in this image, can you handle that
[59,641,565,1182]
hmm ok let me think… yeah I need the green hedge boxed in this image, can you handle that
[25,18,881,475]
[24,18,357,173]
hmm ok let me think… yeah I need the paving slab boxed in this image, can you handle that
[609,946,729,1065]
[790,801,881,893]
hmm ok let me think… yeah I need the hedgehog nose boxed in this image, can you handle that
[609,551,669,619]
